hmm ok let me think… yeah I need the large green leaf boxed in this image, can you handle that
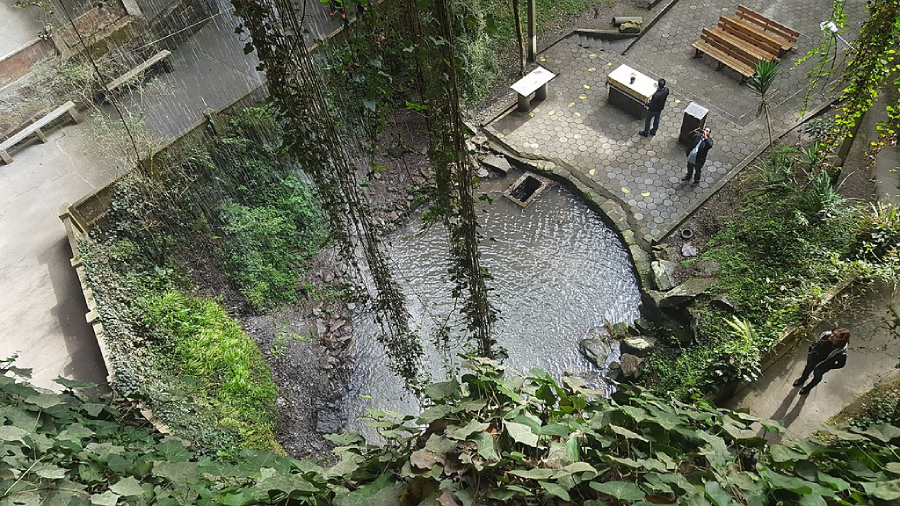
[89,491,120,506]
[505,422,538,447]
[423,379,459,401]
[471,431,499,461]
[109,476,144,497]
[590,480,646,500]
[609,424,648,442]
[539,481,571,501]
[769,444,807,463]
[424,434,457,454]
[508,468,555,480]
[448,420,490,440]
[153,461,199,484]
[704,481,732,506]
[0,426,28,442]
[870,479,900,500]
[34,464,67,479]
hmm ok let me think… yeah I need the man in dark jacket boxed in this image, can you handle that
[682,127,713,187]
[639,78,669,137]
[793,328,850,395]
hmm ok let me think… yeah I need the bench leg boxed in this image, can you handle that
[535,83,548,101]
[517,93,531,112]
[0,150,11,165]
[716,62,725,71]
[35,129,47,143]
[68,108,83,124]
[694,48,702,58]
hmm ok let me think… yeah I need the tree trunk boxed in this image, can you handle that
[764,101,774,147]
[512,0,525,76]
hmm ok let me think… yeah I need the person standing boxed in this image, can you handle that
[639,78,669,137]
[793,327,850,395]
[682,127,713,187]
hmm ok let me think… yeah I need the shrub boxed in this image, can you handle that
[141,290,278,448]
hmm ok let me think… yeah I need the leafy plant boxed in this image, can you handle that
[746,59,780,148]
[3,356,900,505]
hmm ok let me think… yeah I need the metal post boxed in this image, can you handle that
[527,0,536,63]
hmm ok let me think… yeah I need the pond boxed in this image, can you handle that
[339,171,642,438]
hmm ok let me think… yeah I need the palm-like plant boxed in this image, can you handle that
[746,59,780,148]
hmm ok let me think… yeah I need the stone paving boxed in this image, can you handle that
[486,0,867,243]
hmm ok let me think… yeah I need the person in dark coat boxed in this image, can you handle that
[682,127,713,187]
[639,78,669,137]
[793,327,850,395]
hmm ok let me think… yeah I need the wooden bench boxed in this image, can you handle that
[103,50,173,98]
[718,16,781,59]
[0,101,81,165]
[736,5,799,54]
[511,66,556,112]
[711,26,776,63]
[692,29,755,81]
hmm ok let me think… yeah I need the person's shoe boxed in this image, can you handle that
[690,180,699,187]
[799,387,811,396]
[649,130,656,136]
[681,175,691,181]
[792,378,804,387]
[638,131,649,137]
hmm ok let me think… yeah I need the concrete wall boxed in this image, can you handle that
[0,39,55,90]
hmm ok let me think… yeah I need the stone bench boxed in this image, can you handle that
[103,49,173,98]
[0,101,81,164]
[511,66,556,112]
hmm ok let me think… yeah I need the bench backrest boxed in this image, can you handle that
[736,5,799,42]
[700,28,757,67]
[718,16,781,57]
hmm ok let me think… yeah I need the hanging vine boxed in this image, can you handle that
[407,0,500,359]
[801,0,900,153]
[231,0,423,386]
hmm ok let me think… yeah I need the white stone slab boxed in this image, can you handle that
[511,66,556,96]
[607,64,656,103]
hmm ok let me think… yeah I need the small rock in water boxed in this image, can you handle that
[579,337,612,368]
[682,243,699,257]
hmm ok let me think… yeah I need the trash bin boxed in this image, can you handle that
[679,102,709,145]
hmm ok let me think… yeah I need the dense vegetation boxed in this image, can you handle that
[3,357,900,505]
[645,144,900,398]
[80,107,327,452]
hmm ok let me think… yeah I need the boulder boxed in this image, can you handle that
[579,338,612,368]
[620,353,644,379]
[651,260,677,291]
[695,260,721,277]
[682,243,699,257]
[620,336,657,357]
[649,277,717,307]
[652,243,677,262]
[633,318,653,335]
[710,294,736,312]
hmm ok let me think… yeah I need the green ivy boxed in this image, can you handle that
[3,356,900,505]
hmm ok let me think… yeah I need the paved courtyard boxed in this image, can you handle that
[487,0,867,243]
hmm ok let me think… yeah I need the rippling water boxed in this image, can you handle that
[339,173,641,437]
